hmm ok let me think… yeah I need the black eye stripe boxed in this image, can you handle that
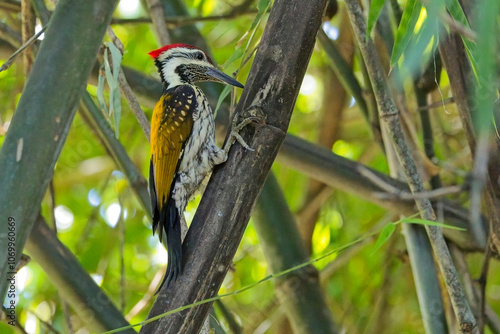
[161,51,205,63]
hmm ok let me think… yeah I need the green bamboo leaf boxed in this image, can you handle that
[257,0,269,12]
[107,42,122,82]
[366,0,386,40]
[103,48,115,120]
[109,44,122,138]
[213,85,231,117]
[250,0,270,31]
[96,68,107,115]
[390,0,422,67]
[103,48,114,89]
[103,46,122,138]
[401,218,467,231]
[222,46,244,70]
[372,223,396,253]
[443,0,469,28]
[112,86,121,138]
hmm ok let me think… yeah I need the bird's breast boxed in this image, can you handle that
[178,90,216,177]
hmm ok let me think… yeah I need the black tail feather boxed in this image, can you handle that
[155,198,182,294]
[149,160,161,239]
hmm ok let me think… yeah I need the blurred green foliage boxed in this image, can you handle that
[1,0,500,333]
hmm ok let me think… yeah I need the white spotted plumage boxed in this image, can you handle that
[172,85,227,224]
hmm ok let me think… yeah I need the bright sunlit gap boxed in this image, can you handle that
[17,267,30,292]
[25,314,37,334]
[118,0,141,17]
[153,243,169,265]
[91,274,103,286]
[349,96,356,107]
[54,205,74,231]
[322,21,339,40]
[299,74,317,96]
[88,188,101,207]
[35,24,44,40]
[104,203,121,228]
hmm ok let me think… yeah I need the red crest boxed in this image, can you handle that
[148,44,198,58]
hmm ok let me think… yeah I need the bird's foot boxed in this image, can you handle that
[227,116,260,151]
[224,105,265,153]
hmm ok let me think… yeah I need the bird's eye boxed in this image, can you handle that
[196,52,204,60]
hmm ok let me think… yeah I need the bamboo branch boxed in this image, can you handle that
[140,0,328,332]
[111,11,258,26]
[344,0,477,332]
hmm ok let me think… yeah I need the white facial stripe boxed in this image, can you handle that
[157,48,208,63]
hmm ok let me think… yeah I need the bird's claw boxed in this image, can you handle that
[226,116,260,152]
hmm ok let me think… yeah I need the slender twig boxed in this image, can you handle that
[111,10,258,27]
[0,25,45,73]
[451,244,500,334]
[118,66,151,137]
[375,185,463,200]
[146,0,170,46]
[233,43,258,76]
[416,97,455,111]
[344,0,477,332]
[107,27,124,53]
[126,271,163,320]
[106,27,151,140]
[358,165,464,200]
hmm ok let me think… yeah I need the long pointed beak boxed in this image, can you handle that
[206,67,244,88]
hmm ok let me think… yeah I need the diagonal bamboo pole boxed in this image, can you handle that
[0,0,119,301]
[140,0,328,332]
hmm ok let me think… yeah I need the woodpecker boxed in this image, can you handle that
[148,44,250,292]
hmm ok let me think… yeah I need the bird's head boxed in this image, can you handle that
[148,44,244,90]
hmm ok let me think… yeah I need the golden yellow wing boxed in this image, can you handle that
[149,85,195,238]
